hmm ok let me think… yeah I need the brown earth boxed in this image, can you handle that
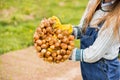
[0,46,82,80]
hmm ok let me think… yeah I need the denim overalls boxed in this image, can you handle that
[80,24,120,80]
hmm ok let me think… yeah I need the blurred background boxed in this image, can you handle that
[0,0,88,54]
[0,1,119,80]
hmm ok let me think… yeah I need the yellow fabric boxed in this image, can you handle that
[60,24,73,34]
[49,16,73,34]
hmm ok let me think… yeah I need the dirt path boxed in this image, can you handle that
[0,46,82,80]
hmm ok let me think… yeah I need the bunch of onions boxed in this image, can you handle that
[33,16,74,63]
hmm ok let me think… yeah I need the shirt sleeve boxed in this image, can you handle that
[83,27,114,63]
[71,26,114,63]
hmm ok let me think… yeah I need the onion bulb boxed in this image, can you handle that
[48,18,54,25]
[40,23,45,28]
[56,50,61,55]
[61,43,68,50]
[46,37,52,42]
[63,30,69,36]
[57,34,63,39]
[66,50,71,55]
[45,51,51,58]
[34,34,39,40]
[41,19,50,27]
[52,52,57,57]
[53,38,57,43]
[42,35,47,39]
[41,44,47,49]
[60,49,66,55]
[69,35,74,41]
[34,43,37,47]
[38,52,44,58]
[36,27,41,32]
[42,29,46,34]
[41,49,47,54]
[49,41,54,45]
[47,56,53,62]
[68,45,73,51]
[56,29,62,34]
[62,38,69,43]
[69,41,74,47]
[36,40,42,45]
[63,55,69,60]
[39,32,44,37]
[50,45,55,49]
[56,60,60,63]
[42,40,46,44]
[46,27,52,32]
[58,40,61,43]
[57,55,62,60]
[61,59,64,62]
[46,43,49,47]
[36,46,41,51]
[55,42,60,47]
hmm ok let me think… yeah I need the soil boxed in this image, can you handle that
[0,46,82,80]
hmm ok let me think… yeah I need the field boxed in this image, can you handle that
[0,0,88,54]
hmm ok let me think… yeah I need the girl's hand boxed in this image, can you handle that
[72,26,82,39]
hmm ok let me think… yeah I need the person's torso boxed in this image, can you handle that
[80,9,120,60]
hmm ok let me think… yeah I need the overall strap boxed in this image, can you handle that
[96,21,105,31]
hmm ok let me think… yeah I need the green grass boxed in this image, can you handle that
[0,0,88,54]
[0,21,38,54]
